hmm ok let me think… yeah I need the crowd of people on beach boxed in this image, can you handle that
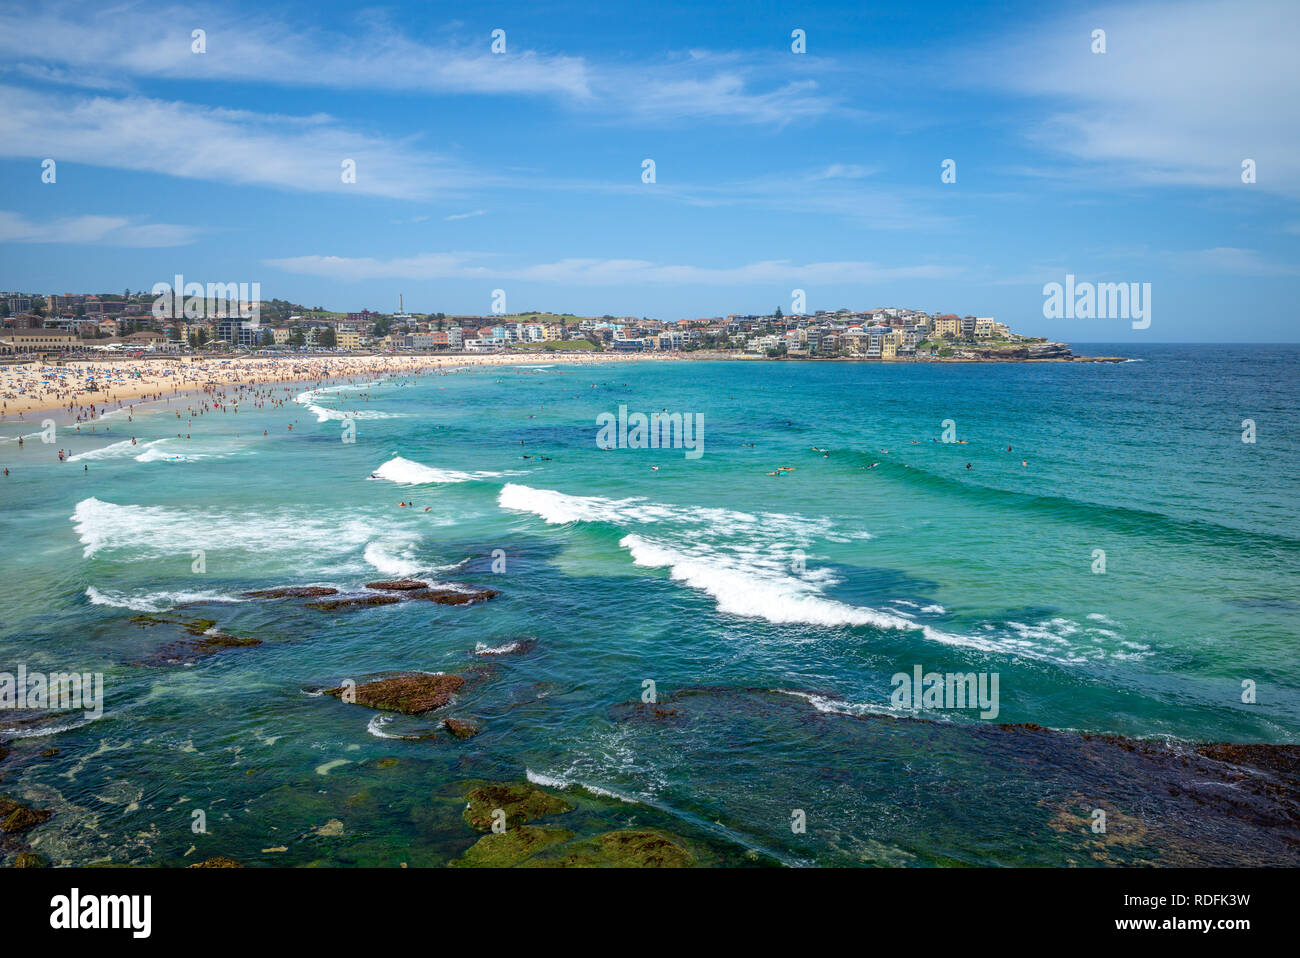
[0,352,648,476]
[0,352,652,423]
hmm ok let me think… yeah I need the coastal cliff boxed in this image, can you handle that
[945,342,1124,362]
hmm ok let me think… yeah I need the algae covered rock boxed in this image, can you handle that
[409,587,500,606]
[462,782,574,832]
[364,579,428,591]
[328,673,465,715]
[306,595,403,611]
[444,717,481,740]
[450,825,574,867]
[188,856,243,868]
[14,851,50,868]
[0,796,52,834]
[554,830,694,868]
[139,632,262,667]
[243,586,339,599]
[130,613,218,636]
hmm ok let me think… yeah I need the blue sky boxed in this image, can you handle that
[1,0,1297,340]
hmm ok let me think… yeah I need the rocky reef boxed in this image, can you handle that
[242,586,339,599]
[129,614,262,666]
[443,717,481,740]
[327,673,466,715]
[451,825,574,867]
[462,782,575,832]
[447,780,697,867]
[0,796,52,834]
[409,587,500,606]
[306,594,403,611]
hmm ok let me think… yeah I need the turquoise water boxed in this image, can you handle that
[1,345,1298,866]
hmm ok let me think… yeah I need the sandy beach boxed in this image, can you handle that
[0,351,677,421]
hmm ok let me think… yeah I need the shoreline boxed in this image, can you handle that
[0,346,1129,422]
[0,351,676,422]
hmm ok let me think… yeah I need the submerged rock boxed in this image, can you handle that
[306,594,403,611]
[553,830,694,868]
[327,673,466,714]
[364,579,428,591]
[409,587,500,606]
[188,856,243,868]
[242,586,339,599]
[138,632,262,667]
[444,717,481,740]
[450,825,573,868]
[462,782,574,832]
[474,639,536,658]
[14,851,49,868]
[130,613,218,636]
[0,796,52,834]
[1196,743,1300,779]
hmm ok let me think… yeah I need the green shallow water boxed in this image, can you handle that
[1,344,1297,866]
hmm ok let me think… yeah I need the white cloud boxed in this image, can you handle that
[0,3,592,100]
[0,85,476,200]
[972,0,1300,193]
[0,210,199,246]
[264,251,960,285]
[0,3,839,127]
[1163,247,1299,276]
[445,210,487,221]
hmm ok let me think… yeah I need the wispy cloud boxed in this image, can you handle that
[1161,247,1300,276]
[0,3,845,128]
[0,210,199,246]
[968,0,1300,194]
[265,251,960,285]
[445,210,487,221]
[0,85,477,200]
[0,3,592,100]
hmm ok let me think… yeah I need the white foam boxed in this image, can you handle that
[86,585,244,612]
[134,440,195,463]
[363,541,425,579]
[620,533,924,631]
[71,497,379,561]
[475,640,527,655]
[498,482,837,542]
[778,689,918,719]
[67,439,142,462]
[366,715,402,739]
[524,768,639,803]
[370,455,503,485]
[296,383,403,422]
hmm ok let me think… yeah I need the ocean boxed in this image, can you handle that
[1,343,1298,867]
